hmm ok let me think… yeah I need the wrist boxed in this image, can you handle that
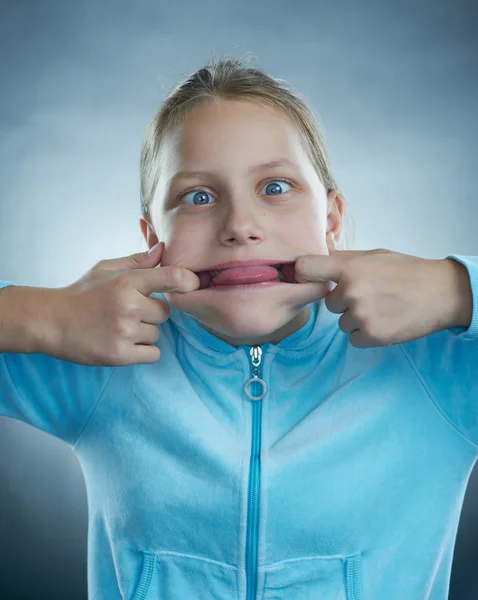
[443,258,473,329]
[29,287,68,356]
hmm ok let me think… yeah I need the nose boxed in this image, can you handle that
[218,203,266,246]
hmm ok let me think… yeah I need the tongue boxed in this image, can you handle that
[212,265,280,286]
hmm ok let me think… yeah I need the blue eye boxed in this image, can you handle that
[260,179,292,196]
[182,190,213,206]
[180,179,293,206]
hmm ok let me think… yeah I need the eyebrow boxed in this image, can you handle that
[170,159,300,183]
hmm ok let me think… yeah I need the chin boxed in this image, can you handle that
[166,292,313,346]
[165,281,327,320]
[206,305,286,334]
[209,317,279,339]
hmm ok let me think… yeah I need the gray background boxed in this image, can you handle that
[0,0,477,597]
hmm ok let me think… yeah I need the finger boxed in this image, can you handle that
[337,309,360,335]
[95,242,165,273]
[329,250,373,258]
[295,254,343,284]
[139,297,171,325]
[127,241,166,268]
[324,284,349,314]
[135,322,161,345]
[349,330,372,349]
[133,265,201,296]
[130,345,162,365]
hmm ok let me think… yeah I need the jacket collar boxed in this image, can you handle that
[153,293,339,358]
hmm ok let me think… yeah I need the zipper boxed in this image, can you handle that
[244,345,267,600]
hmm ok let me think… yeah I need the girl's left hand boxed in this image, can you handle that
[294,248,465,349]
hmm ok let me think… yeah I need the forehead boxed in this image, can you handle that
[159,99,309,174]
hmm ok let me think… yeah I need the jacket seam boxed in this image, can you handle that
[398,345,478,451]
[72,367,117,450]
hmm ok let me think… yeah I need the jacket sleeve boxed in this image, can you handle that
[399,255,478,449]
[0,281,115,447]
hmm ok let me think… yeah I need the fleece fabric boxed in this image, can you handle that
[0,254,477,600]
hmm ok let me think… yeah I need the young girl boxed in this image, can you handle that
[0,56,476,600]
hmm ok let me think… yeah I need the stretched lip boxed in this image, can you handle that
[195,259,294,273]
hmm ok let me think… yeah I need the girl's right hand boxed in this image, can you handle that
[50,242,200,366]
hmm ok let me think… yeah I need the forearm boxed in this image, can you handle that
[0,285,63,354]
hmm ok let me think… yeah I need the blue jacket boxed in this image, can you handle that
[1,254,477,600]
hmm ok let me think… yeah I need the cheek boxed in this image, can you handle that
[160,222,208,265]
[282,216,324,247]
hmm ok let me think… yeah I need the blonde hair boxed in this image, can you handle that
[140,53,355,250]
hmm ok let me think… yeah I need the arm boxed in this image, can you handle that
[399,255,478,448]
[445,255,477,336]
[0,281,114,446]
[0,284,63,354]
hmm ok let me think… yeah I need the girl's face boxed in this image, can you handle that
[142,98,343,347]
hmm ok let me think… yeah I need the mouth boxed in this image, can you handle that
[193,262,297,290]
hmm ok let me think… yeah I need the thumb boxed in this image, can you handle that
[98,242,165,273]
[127,241,165,269]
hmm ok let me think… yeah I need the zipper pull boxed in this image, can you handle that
[244,345,268,401]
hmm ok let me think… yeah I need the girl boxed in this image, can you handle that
[0,55,476,600]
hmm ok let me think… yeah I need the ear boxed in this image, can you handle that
[326,190,344,251]
[139,215,159,249]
